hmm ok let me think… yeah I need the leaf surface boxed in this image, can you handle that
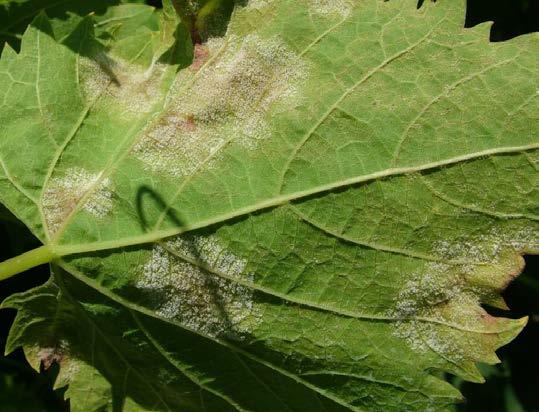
[0,0,538,410]
[0,0,150,52]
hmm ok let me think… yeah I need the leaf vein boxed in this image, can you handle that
[130,310,248,412]
[277,18,446,194]
[391,58,516,166]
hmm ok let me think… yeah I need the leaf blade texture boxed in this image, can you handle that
[0,0,538,410]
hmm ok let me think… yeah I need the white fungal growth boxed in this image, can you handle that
[247,0,352,17]
[132,34,308,177]
[392,264,469,360]
[36,339,71,367]
[165,234,247,278]
[393,262,459,318]
[42,168,114,233]
[311,0,352,18]
[391,262,500,365]
[136,237,260,338]
[246,0,270,10]
[79,53,167,117]
[79,54,110,100]
[433,226,537,274]
[425,226,537,286]
[205,37,227,55]
[391,226,537,360]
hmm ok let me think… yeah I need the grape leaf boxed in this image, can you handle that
[0,0,538,410]
[0,0,149,52]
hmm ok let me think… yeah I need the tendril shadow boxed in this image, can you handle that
[135,184,236,336]
[135,185,184,232]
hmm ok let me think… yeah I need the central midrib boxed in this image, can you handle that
[52,142,539,257]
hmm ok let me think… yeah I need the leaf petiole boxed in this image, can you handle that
[0,245,56,281]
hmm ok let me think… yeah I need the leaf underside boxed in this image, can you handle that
[0,0,538,411]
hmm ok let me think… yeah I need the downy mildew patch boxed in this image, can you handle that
[37,340,70,370]
[42,168,114,234]
[132,33,308,177]
[391,227,536,367]
[22,340,81,384]
[310,0,353,17]
[136,234,260,338]
[248,0,352,18]
[79,53,168,118]
[40,52,171,235]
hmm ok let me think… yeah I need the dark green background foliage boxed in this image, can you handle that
[0,204,68,411]
[0,0,537,411]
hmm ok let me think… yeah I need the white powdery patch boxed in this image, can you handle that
[136,238,260,339]
[391,263,469,361]
[79,53,167,117]
[79,54,110,100]
[166,234,247,278]
[246,0,270,10]
[35,341,82,384]
[391,226,537,359]
[132,34,308,177]
[434,226,537,272]
[393,262,459,319]
[36,339,75,369]
[310,0,352,18]
[42,168,114,233]
[247,0,352,17]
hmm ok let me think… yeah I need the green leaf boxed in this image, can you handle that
[0,0,148,52]
[0,0,538,410]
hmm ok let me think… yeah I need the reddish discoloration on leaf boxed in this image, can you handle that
[38,345,64,370]
[479,311,499,325]
[184,114,197,132]
[190,44,209,72]
[501,254,526,290]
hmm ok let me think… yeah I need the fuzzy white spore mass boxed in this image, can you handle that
[42,167,114,233]
[390,226,537,362]
[80,54,167,117]
[136,238,259,338]
[311,0,352,17]
[247,0,352,17]
[133,34,308,177]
